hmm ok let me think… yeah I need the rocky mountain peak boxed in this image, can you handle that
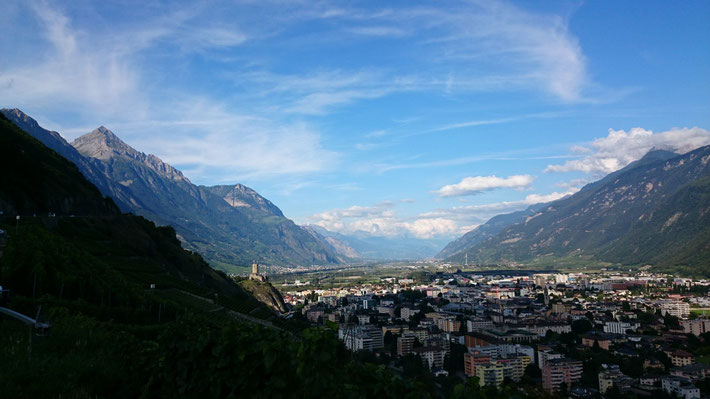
[72,126,138,160]
[72,127,190,184]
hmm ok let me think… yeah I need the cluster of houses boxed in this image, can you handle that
[286,270,709,397]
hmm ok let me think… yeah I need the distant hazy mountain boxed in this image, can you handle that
[3,109,340,272]
[444,147,710,275]
[302,225,361,260]
[436,202,550,260]
[307,225,450,260]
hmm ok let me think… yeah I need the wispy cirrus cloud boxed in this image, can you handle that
[112,99,339,181]
[373,151,574,173]
[0,1,336,182]
[420,188,579,224]
[545,127,710,175]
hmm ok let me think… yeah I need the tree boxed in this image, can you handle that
[384,331,397,354]
[521,363,541,386]
[663,313,680,329]
[558,381,568,397]
[572,319,593,334]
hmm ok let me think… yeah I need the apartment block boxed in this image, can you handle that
[542,358,583,392]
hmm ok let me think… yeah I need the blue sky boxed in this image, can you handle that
[2,0,709,240]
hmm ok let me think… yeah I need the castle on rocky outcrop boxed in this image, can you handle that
[249,261,267,282]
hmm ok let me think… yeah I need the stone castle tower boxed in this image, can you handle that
[249,261,267,282]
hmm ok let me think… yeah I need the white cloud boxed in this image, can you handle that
[545,127,710,175]
[346,26,408,37]
[421,189,578,223]
[306,202,460,239]
[436,175,534,197]
[433,1,588,101]
[404,218,458,239]
[286,88,390,115]
[306,188,579,239]
[0,2,141,116]
[0,3,335,181]
[117,100,338,181]
[428,117,518,132]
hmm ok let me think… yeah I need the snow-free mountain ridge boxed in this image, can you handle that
[2,108,349,272]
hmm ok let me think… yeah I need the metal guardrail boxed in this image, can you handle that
[0,307,50,330]
[0,305,51,356]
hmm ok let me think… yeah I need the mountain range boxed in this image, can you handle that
[440,147,710,275]
[1,109,356,272]
[307,224,450,260]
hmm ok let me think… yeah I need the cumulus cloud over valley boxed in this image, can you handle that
[546,127,710,175]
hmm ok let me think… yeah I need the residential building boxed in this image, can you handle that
[475,362,506,387]
[662,376,700,399]
[467,318,493,332]
[542,358,583,392]
[523,323,572,337]
[661,301,690,319]
[681,319,710,336]
[413,346,446,370]
[670,364,710,381]
[582,333,612,350]
[538,348,563,370]
[464,351,492,377]
[496,354,531,382]
[357,314,370,325]
[465,334,492,350]
[603,321,640,335]
[338,324,383,352]
[671,350,695,367]
[598,364,631,394]
[400,306,420,321]
[397,332,416,356]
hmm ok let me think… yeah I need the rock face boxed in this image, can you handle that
[73,127,190,183]
[3,109,341,272]
[204,184,284,217]
[443,147,710,273]
[238,279,288,313]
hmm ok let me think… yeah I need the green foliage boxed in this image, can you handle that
[571,319,593,335]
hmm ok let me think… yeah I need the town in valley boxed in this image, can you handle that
[266,264,710,398]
